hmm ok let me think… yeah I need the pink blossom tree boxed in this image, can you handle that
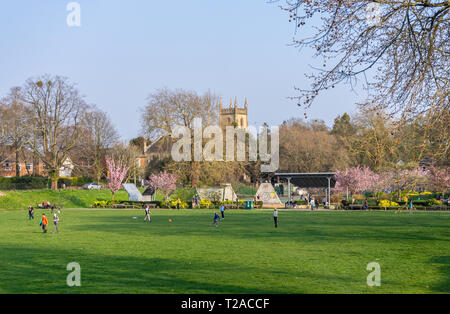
[105,155,129,201]
[148,171,178,199]
[425,166,450,198]
[334,167,379,199]
[380,167,427,200]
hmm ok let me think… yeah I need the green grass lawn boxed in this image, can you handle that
[0,209,449,294]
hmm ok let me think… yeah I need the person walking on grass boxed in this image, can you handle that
[52,213,60,234]
[40,214,48,233]
[220,205,225,220]
[176,198,181,210]
[273,209,279,228]
[409,200,414,214]
[363,199,368,210]
[28,206,34,220]
[144,205,152,222]
[211,212,220,227]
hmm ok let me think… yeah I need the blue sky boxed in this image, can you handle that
[0,0,364,140]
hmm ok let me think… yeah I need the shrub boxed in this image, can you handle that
[161,200,188,209]
[378,200,399,207]
[91,200,114,208]
[428,199,443,206]
[199,199,213,209]
[254,201,263,208]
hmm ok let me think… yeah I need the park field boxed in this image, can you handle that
[0,209,449,294]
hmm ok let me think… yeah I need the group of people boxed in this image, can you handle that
[28,203,61,234]
[284,196,329,210]
[39,201,52,209]
[211,205,226,227]
[212,206,279,228]
[39,213,60,233]
[38,201,60,213]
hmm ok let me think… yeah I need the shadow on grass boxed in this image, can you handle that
[0,244,377,294]
[429,256,450,293]
[0,245,293,293]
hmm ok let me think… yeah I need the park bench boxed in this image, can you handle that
[348,204,363,210]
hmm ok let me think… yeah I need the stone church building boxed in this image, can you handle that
[219,97,248,130]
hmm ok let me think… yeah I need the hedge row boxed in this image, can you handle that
[0,176,49,190]
[92,200,265,209]
[0,176,95,190]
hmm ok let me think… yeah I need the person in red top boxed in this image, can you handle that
[41,214,48,233]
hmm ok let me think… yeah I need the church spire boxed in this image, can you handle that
[234,96,238,109]
[245,97,248,110]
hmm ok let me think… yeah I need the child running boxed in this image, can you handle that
[144,205,152,222]
[41,214,48,233]
[211,212,221,227]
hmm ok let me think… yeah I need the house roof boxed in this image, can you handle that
[275,172,337,188]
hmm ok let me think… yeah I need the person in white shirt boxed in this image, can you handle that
[273,209,279,228]
[51,213,60,234]
[144,205,151,222]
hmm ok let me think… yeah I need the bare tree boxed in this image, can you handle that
[81,107,119,183]
[21,75,88,190]
[111,141,144,185]
[275,1,449,121]
[141,88,218,187]
[0,87,32,175]
[278,118,349,172]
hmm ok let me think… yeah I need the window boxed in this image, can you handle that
[26,164,33,171]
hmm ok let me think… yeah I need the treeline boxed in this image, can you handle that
[278,105,449,173]
[1,76,448,190]
[0,75,145,190]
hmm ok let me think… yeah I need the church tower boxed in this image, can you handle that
[219,97,248,130]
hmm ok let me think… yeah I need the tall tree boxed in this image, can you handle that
[278,118,349,172]
[141,88,217,187]
[21,75,88,190]
[0,87,32,176]
[277,1,449,129]
[82,108,119,183]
